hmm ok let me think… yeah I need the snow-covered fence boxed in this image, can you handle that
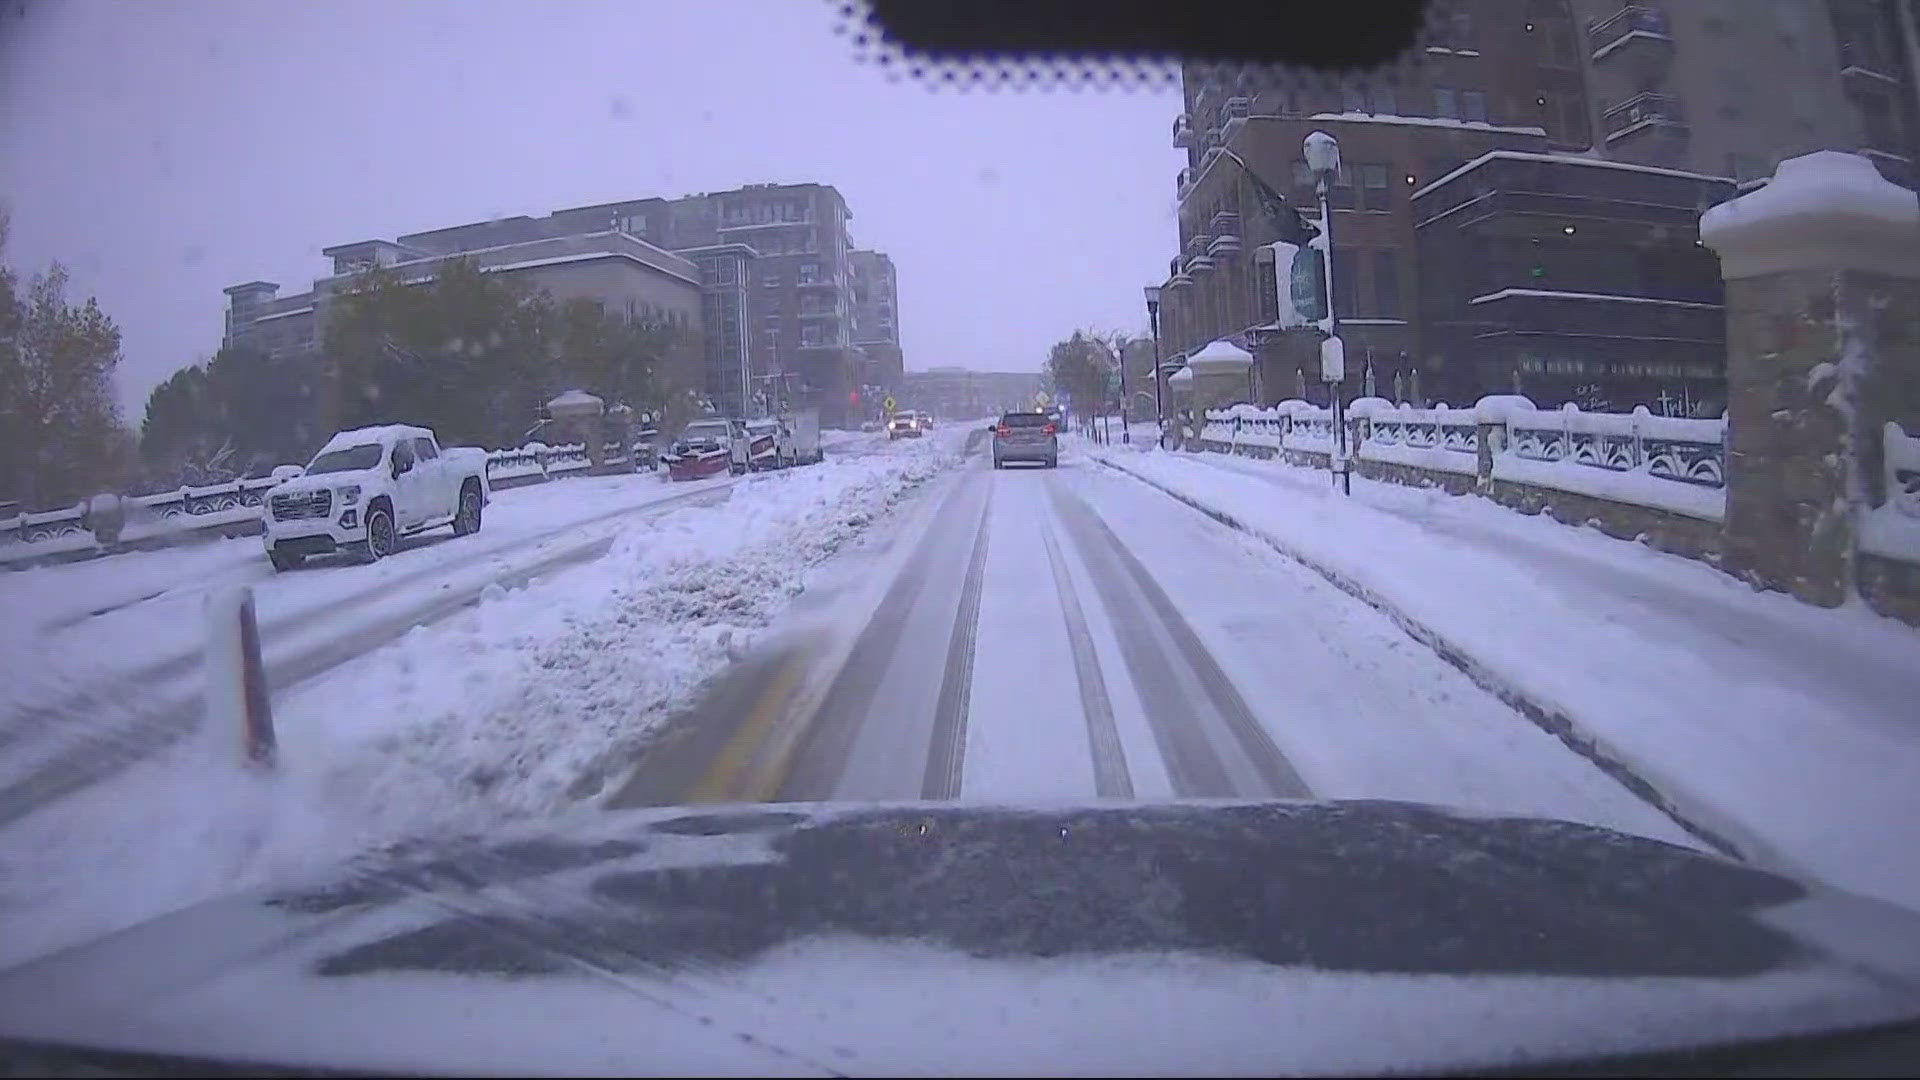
[1181,395,1730,546]
[1862,421,1920,564]
[1493,402,1726,522]
[1353,401,1479,476]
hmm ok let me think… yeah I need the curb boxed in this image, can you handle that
[1094,450,1791,868]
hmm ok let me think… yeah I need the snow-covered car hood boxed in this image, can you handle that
[5,800,1920,1077]
[269,469,381,498]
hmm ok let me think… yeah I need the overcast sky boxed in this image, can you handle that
[0,0,1185,418]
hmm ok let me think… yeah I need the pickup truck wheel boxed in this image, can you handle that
[268,547,301,572]
[452,486,482,536]
[364,506,396,562]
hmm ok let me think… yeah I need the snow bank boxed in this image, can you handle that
[1092,447,1920,913]
[0,436,962,966]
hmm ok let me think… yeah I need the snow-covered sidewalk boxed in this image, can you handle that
[1091,443,1920,913]
[0,434,961,969]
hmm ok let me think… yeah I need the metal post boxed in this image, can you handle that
[1119,339,1131,444]
[1147,298,1165,449]
[1315,181,1351,496]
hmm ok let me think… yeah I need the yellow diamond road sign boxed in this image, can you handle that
[883,396,896,413]
[1034,390,1051,408]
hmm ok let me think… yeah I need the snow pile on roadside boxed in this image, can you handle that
[0,436,958,969]
[1092,446,1920,912]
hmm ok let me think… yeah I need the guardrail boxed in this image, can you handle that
[2,436,665,569]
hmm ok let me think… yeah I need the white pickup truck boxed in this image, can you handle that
[261,424,490,571]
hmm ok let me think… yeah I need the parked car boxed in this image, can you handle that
[662,417,741,481]
[888,411,923,440]
[262,424,490,571]
[991,411,1058,469]
[776,408,824,466]
[916,413,935,432]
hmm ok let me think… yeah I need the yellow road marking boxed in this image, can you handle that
[684,650,808,803]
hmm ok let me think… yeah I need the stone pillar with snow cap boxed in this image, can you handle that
[1701,150,1920,609]
[1187,339,1256,418]
[1167,365,1196,448]
[547,389,606,470]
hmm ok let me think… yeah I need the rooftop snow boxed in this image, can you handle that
[1412,151,1733,201]
[1305,112,1547,137]
[1469,289,1721,309]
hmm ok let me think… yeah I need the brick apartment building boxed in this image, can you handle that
[1159,0,1920,414]
[851,249,904,393]
[225,182,896,429]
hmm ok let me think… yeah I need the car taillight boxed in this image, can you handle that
[1043,423,1057,435]
[997,426,1011,436]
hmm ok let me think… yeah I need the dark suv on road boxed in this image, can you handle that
[991,411,1058,469]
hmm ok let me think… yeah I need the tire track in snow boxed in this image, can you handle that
[921,489,992,800]
[1049,485,1310,800]
[1039,519,1133,798]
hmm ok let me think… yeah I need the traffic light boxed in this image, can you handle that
[849,389,861,405]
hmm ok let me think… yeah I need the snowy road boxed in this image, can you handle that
[0,471,735,827]
[612,440,1693,848]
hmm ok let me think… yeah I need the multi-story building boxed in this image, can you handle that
[225,181,872,426]
[1159,0,1920,413]
[1162,0,1587,407]
[223,229,705,377]
[1573,0,1919,188]
[850,249,904,391]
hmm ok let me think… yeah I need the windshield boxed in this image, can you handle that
[304,444,382,474]
[6,0,1920,1071]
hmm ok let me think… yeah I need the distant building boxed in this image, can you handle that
[900,368,1046,419]
[225,181,879,426]
[851,249,904,391]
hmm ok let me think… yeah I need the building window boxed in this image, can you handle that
[1561,99,1588,144]
[1330,248,1357,317]
[1434,87,1457,119]
[761,267,783,287]
[1460,90,1487,122]
[1373,251,1400,317]
[1360,164,1389,209]
[798,261,820,284]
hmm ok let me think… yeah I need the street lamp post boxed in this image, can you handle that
[1305,130,1351,497]
[1144,285,1164,449]
[1118,336,1131,445]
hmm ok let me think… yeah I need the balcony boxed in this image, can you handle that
[1186,234,1211,259]
[1210,210,1240,235]
[1200,146,1223,175]
[1209,233,1243,256]
[1186,253,1216,275]
[1177,167,1195,200]
[1838,40,1902,87]
[1168,269,1194,289]
[1603,92,1688,144]
[1222,96,1251,140]
[1588,4,1672,77]
[1173,113,1195,147]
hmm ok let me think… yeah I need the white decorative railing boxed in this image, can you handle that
[1863,421,1920,564]
[1185,396,1728,520]
[1505,403,1725,489]
[1886,421,1920,520]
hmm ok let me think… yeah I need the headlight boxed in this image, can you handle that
[338,485,362,505]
